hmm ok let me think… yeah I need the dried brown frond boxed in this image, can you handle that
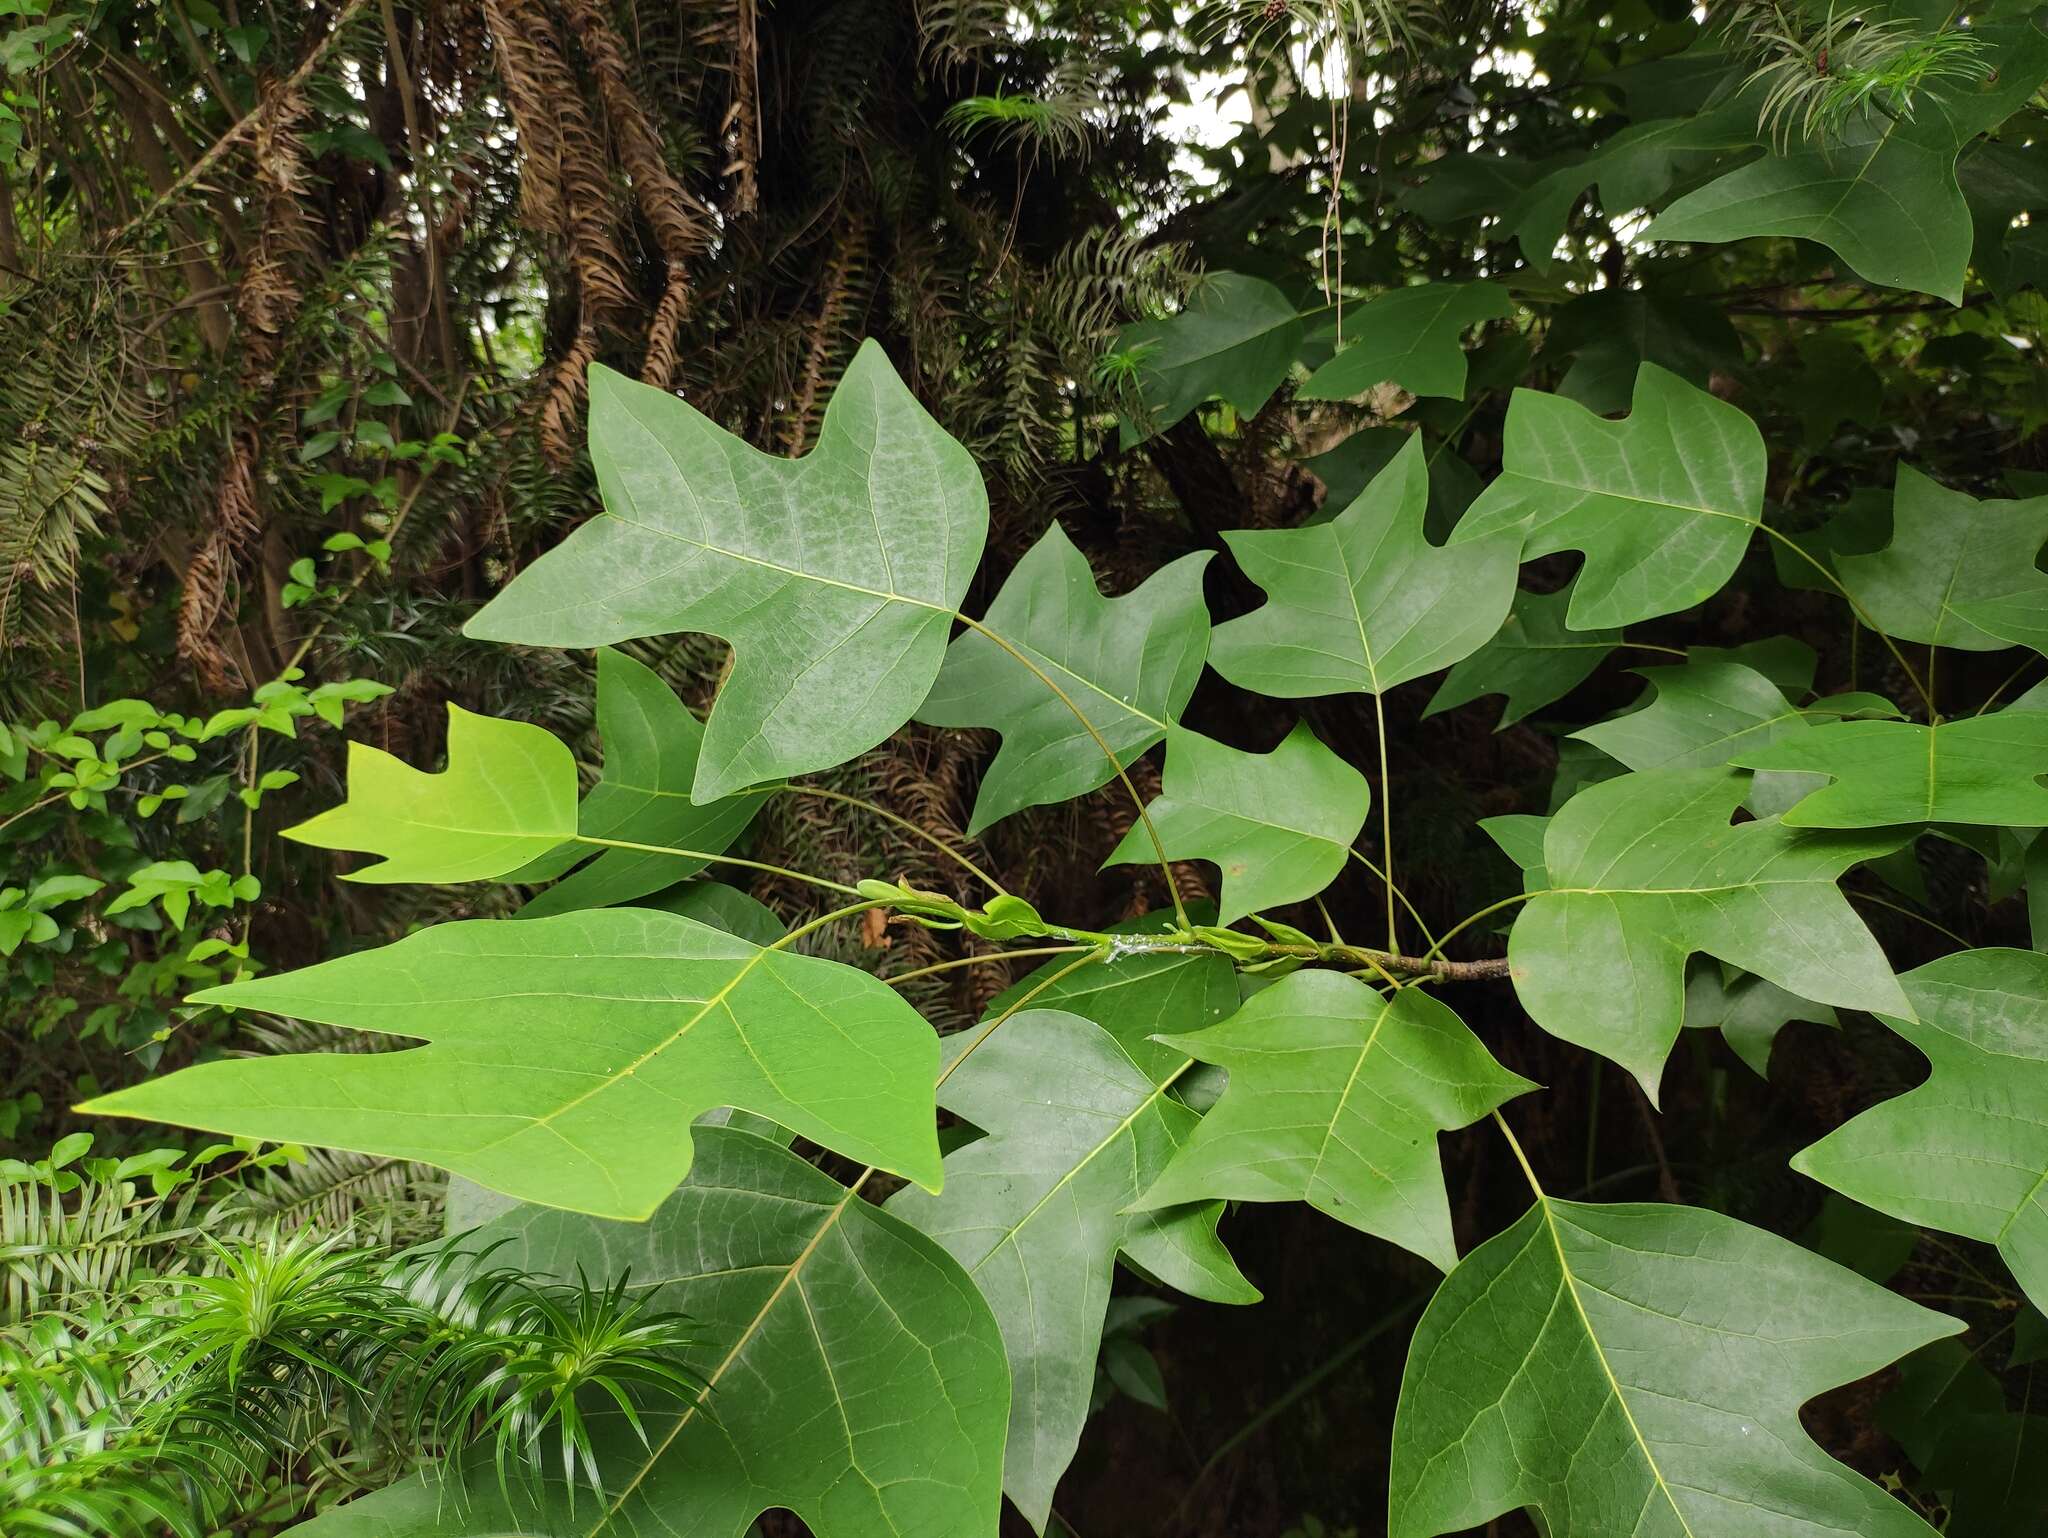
[727,0,761,213]
[539,324,601,465]
[178,89,318,690]
[784,217,871,454]
[640,265,691,388]
[562,0,710,262]
[559,0,713,384]
[483,0,634,326]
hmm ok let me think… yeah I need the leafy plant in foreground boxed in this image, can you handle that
[63,39,2048,1527]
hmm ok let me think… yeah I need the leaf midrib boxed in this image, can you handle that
[605,507,953,613]
[507,944,782,1142]
[1306,1001,1392,1192]
[585,1184,859,1532]
[1541,1199,1698,1538]
[973,1058,1194,1272]
[1509,470,1757,526]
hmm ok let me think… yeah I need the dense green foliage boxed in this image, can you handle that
[13,0,2048,1531]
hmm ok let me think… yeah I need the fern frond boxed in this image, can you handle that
[0,1165,201,1322]
[206,1147,445,1248]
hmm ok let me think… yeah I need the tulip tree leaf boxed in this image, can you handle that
[1509,766,1910,1097]
[888,1010,1258,1532]
[1683,961,1836,1078]
[289,1128,1009,1538]
[1114,272,1304,442]
[1572,660,1817,771]
[1425,583,1620,728]
[282,703,576,884]
[1129,971,1533,1268]
[1450,364,1766,629]
[522,648,769,917]
[1793,947,2048,1316]
[1834,465,2048,652]
[1389,1198,1961,1538]
[1731,712,2048,828]
[1210,435,1519,699]
[918,524,1211,833]
[648,878,787,945]
[1104,723,1369,925]
[464,342,989,801]
[82,909,942,1219]
[1298,282,1513,402]
[1570,659,1889,817]
[1644,20,2048,303]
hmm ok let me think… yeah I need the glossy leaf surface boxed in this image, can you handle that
[1835,465,2048,651]
[1425,583,1619,728]
[1645,24,2048,302]
[1115,272,1302,439]
[981,921,1238,1085]
[1298,282,1512,401]
[888,1010,1256,1531]
[522,648,767,916]
[1509,767,1908,1095]
[1733,712,2048,827]
[1794,947,2048,1314]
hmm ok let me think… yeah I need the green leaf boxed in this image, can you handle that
[1303,427,1479,539]
[918,524,1211,833]
[1114,273,1303,442]
[1832,464,2048,651]
[1128,972,1532,1268]
[1802,1191,1918,1283]
[1731,711,2048,827]
[1546,290,1742,417]
[1793,947,2048,1316]
[1297,282,1513,402]
[888,1010,1257,1531]
[1104,723,1368,925]
[1574,659,1824,769]
[645,879,786,945]
[1683,959,1837,1078]
[1210,435,1519,698]
[981,915,1238,1085]
[1389,1198,1960,1538]
[1449,364,1766,629]
[25,874,101,908]
[1102,1336,1168,1410]
[1491,100,1761,271]
[282,704,576,884]
[522,649,768,917]
[1424,581,1620,728]
[291,1128,1008,1538]
[1510,766,1910,1096]
[1786,334,1883,447]
[465,342,989,800]
[1692,634,1819,694]
[81,909,942,1219]
[1882,1339,2048,1536]
[1645,21,2048,303]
